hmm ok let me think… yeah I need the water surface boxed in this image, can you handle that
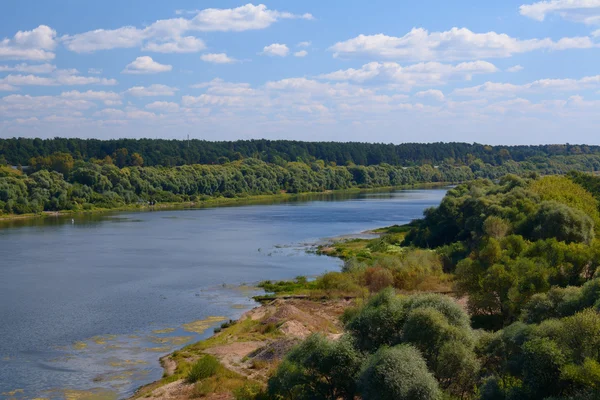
[0,189,445,399]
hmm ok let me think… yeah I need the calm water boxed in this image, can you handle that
[0,189,445,399]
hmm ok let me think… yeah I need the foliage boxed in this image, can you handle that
[267,334,364,400]
[186,355,220,383]
[358,344,441,400]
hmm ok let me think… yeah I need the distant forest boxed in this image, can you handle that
[2,137,600,216]
[1,137,599,167]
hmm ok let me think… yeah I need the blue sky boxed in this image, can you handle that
[1,0,600,144]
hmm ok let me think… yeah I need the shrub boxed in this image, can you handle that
[267,334,364,400]
[522,338,567,398]
[358,345,441,400]
[402,307,473,367]
[186,355,220,383]
[233,382,267,400]
[521,201,595,244]
[436,341,480,397]
[364,267,394,293]
[345,288,406,352]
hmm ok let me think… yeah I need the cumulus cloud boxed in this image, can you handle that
[415,89,445,101]
[145,101,180,112]
[62,4,312,53]
[200,53,237,64]
[297,41,312,48]
[60,90,121,103]
[0,63,56,74]
[122,56,172,74]
[261,43,289,57]
[142,36,206,53]
[453,75,600,97]
[507,65,524,72]
[319,61,498,89]
[0,25,57,61]
[0,94,95,119]
[329,28,595,61]
[294,50,308,57]
[520,0,600,24]
[124,84,178,97]
[0,83,18,91]
[0,70,117,87]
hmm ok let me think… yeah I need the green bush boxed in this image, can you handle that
[345,288,406,352]
[358,345,441,400]
[186,355,220,383]
[267,334,364,400]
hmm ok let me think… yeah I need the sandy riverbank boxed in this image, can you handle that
[129,298,353,400]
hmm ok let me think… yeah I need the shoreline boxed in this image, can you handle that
[0,182,449,223]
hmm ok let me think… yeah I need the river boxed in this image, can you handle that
[0,189,446,399]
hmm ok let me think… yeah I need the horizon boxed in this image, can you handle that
[3,137,600,147]
[2,1,600,144]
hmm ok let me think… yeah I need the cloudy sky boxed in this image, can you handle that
[1,0,600,144]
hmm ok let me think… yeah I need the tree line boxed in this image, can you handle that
[3,150,600,215]
[2,137,600,167]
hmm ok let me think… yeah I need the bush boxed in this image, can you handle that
[233,382,267,400]
[186,355,220,383]
[436,341,480,397]
[522,338,567,398]
[358,345,441,400]
[521,201,595,244]
[267,334,364,400]
[345,288,406,352]
[364,267,394,292]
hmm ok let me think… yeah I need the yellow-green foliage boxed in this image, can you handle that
[530,176,600,226]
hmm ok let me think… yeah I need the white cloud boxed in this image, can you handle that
[319,61,498,89]
[294,50,308,57]
[190,4,313,32]
[261,43,289,57]
[0,25,57,61]
[453,75,600,97]
[507,65,524,72]
[297,41,312,48]
[520,0,600,24]
[416,89,445,101]
[0,63,56,74]
[62,4,312,53]
[88,68,103,75]
[122,56,172,74]
[143,36,206,53]
[60,90,121,104]
[330,28,596,61]
[145,101,180,112]
[125,84,178,97]
[0,72,117,87]
[200,53,237,64]
[0,94,95,119]
[0,83,18,91]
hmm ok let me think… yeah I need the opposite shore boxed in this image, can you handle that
[0,182,448,223]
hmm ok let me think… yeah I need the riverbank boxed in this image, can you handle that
[127,219,455,400]
[129,297,353,400]
[0,182,449,223]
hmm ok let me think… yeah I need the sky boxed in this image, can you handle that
[1,0,600,144]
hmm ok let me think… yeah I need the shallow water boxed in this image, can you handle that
[0,189,445,399]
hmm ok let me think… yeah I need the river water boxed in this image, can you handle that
[0,189,445,399]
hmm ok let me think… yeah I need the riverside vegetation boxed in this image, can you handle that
[131,172,600,400]
[3,140,600,217]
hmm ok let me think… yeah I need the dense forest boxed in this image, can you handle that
[2,148,600,215]
[243,173,600,400]
[2,138,600,167]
